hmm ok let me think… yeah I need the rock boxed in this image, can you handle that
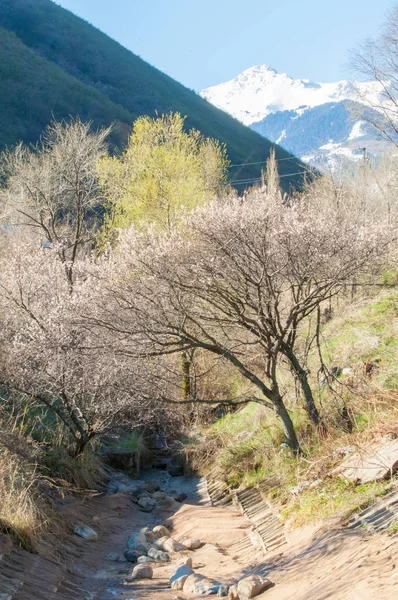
[228,584,239,600]
[140,504,156,513]
[152,491,167,500]
[126,533,152,553]
[140,526,156,544]
[91,515,100,525]
[124,549,143,562]
[172,492,188,502]
[183,573,222,595]
[196,579,224,595]
[237,576,273,600]
[136,543,152,555]
[162,538,187,553]
[335,437,398,483]
[342,367,353,376]
[290,481,311,495]
[218,585,229,597]
[148,547,170,562]
[137,491,150,500]
[170,565,194,590]
[178,556,193,568]
[132,564,153,579]
[124,484,140,495]
[74,525,98,541]
[137,555,156,564]
[152,525,170,538]
[138,496,157,512]
[156,496,176,511]
[179,537,202,550]
[106,552,120,561]
[127,532,143,547]
[154,535,170,549]
[145,480,162,492]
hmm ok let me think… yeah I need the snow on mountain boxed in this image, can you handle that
[200,65,381,126]
[199,65,389,169]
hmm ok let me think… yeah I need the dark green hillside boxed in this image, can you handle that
[0,27,133,148]
[0,0,307,189]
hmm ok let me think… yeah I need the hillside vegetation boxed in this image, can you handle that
[0,0,306,190]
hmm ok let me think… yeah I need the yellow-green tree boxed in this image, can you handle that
[98,112,229,232]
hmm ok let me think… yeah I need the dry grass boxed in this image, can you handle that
[0,446,46,551]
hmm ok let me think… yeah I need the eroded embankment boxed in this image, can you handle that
[1,470,398,600]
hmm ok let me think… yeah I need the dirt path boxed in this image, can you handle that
[2,472,398,599]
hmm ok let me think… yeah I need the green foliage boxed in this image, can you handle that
[281,479,390,527]
[99,112,229,231]
[106,430,148,454]
[321,290,398,390]
[0,0,306,191]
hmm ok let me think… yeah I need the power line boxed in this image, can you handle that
[230,170,312,185]
[228,156,302,168]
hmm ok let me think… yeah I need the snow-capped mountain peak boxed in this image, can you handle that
[200,66,378,126]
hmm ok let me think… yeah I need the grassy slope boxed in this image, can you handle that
[196,286,398,527]
[0,0,306,190]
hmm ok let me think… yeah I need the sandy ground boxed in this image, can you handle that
[69,472,398,600]
[2,472,398,599]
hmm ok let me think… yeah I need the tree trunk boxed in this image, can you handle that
[181,350,192,400]
[272,397,301,455]
[283,348,322,428]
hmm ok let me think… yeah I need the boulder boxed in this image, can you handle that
[142,480,162,492]
[127,532,144,547]
[172,492,188,503]
[124,549,142,563]
[154,535,170,550]
[140,504,156,513]
[137,491,150,500]
[140,526,156,544]
[162,538,187,553]
[132,564,153,579]
[152,491,167,500]
[126,533,152,553]
[148,547,170,562]
[237,576,273,600]
[196,579,224,595]
[152,525,170,539]
[218,585,229,597]
[137,555,156,564]
[335,438,398,483]
[178,556,193,568]
[156,496,176,511]
[170,565,194,590]
[138,496,157,512]
[228,585,239,600]
[183,573,222,595]
[179,537,202,550]
[74,525,98,541]
[125,484,141,495]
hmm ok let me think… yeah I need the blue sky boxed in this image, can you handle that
[56,0,395,91]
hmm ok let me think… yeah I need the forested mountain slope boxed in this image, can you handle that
[0,0,306,189]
